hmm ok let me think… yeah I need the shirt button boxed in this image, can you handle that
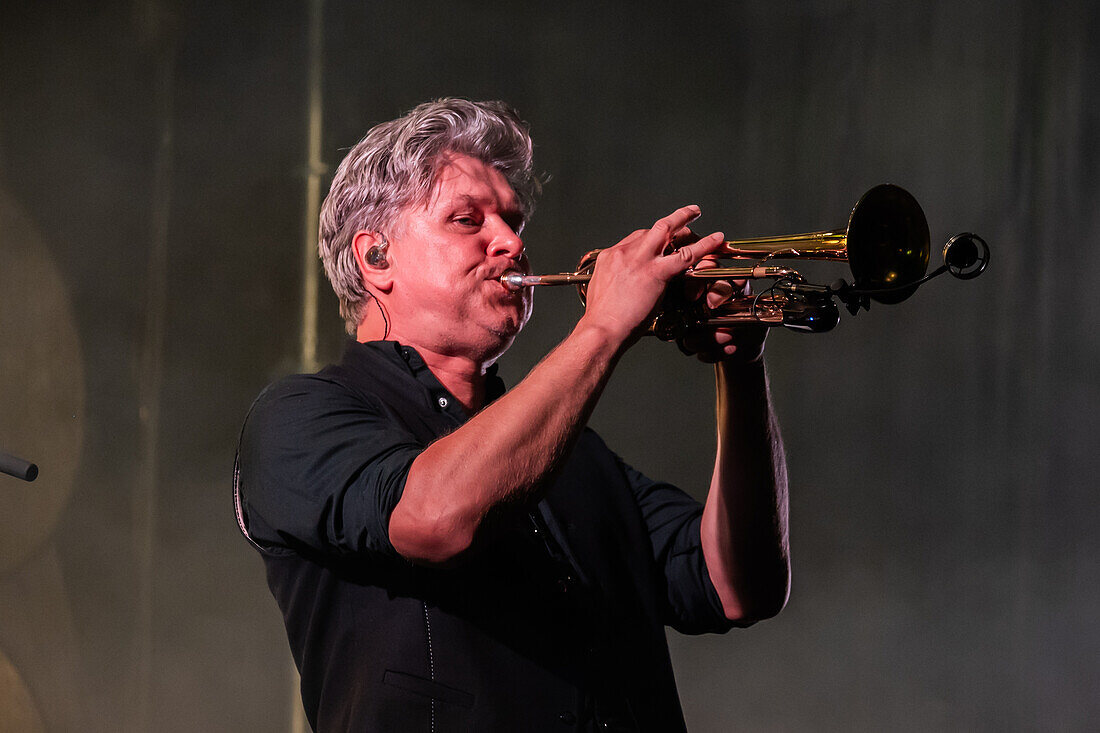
[558,711,576,725]
[437,396,449,409]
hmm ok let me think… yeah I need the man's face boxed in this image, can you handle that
[385,153,533,361]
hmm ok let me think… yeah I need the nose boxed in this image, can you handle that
[486,216,525,261]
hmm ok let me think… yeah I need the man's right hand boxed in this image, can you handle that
[578,205,726,347]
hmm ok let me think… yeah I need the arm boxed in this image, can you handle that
[390,207,727,564]
[390,321,620,563]
[700,357,791,624]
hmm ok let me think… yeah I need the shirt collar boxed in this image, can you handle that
[340,339,507,412]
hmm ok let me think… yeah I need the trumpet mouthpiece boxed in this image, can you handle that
[500,272,530,290]
[500,271,591,288]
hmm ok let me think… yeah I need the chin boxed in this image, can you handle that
[456,302,529,360]
[490,318,522,345]
[490,300,529,337]
[478,317,523,361]
[500,314,523,335]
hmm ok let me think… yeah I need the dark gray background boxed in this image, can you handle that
[1,1,1097,730]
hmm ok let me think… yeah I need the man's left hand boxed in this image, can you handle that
[675,266,767,364]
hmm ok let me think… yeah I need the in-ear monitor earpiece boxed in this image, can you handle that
[366,234,389,268]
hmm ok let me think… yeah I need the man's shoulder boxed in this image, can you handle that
[249,370,352,416]
[255,369,349,402]
[243,368,383,442]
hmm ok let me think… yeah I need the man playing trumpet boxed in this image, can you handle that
[236,98,789,732]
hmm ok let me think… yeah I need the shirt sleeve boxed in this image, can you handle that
[615,455,737,635]
[236,374,424,559]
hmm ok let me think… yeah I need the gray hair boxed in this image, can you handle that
[318,98,541,334]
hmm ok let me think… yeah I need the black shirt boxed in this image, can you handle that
[235,340,734,732]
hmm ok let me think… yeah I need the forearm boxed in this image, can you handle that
[391,319,623,563]
[700,359,791,623]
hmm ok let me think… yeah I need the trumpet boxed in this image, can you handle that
[501,184,988,339]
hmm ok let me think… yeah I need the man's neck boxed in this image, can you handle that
[411,347,488,414]
[357,316,492,414]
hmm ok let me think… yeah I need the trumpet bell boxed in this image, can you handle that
[845,184,930,304]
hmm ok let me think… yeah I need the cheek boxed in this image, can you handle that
[411,253,483,294]
[395,255,466,297]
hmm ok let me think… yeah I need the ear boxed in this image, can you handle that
[351,230,394,293]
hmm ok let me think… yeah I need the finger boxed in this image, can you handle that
[688,343,738,364]
[677,226,702,245]
[679,330,735,354]
[682,256,720,301]
[685,258,719,300]
[705,280,736,308]
[679,325,768,363]
[695,341,754,364]
[711,328,738,344]
[659,231,725,276]
[646,205,703,253]
[667,226,702,252]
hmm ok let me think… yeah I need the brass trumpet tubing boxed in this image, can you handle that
[706,307,785,326]
[683,265,800,280]
[718,228,848,261]
[702,293,840,334]
[525,273,591,285]
[499,265,799,290]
